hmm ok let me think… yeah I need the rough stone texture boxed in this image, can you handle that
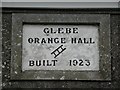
[0,7,2,90]
[2,8,120,89]
[2,13,12,89]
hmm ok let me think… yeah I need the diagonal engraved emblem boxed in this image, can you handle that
[51,45,66,58]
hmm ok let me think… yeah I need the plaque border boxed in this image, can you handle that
[11,14,111,80]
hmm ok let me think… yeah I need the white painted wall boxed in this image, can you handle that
[1,0,120,2]
[1,0,119,8]
[2,2,119,8]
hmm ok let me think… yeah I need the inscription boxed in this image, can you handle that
[27,37,95,44]
[29,60,58,66]
[51,45,66,58]
[22,25,99,71]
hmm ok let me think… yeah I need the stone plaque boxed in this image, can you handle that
[11,14,111,80]
[22,25,99,71]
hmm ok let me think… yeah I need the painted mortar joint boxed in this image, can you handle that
[118,1,120,8]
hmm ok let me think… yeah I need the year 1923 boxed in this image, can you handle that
[69,59,90,66]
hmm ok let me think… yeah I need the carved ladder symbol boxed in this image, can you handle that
[51,45,66,58]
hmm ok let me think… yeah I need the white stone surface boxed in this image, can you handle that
[22,25,99,71]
